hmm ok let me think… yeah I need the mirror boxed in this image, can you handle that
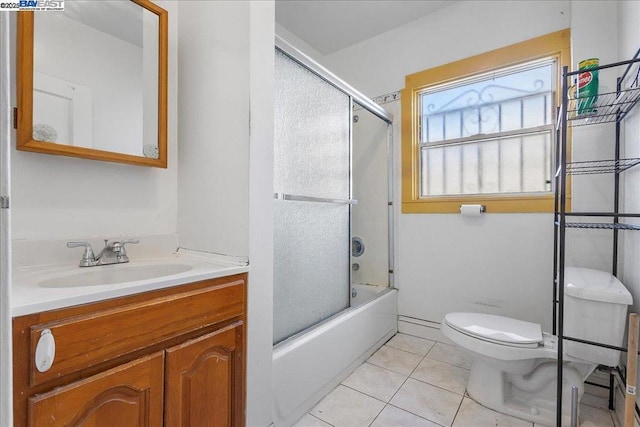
[17,0,168,168]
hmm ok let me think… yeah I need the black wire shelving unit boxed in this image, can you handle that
[553,49,640,426]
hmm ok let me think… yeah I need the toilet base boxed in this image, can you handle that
[466,358,592,426]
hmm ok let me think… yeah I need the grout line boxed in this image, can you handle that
[380,343,425,359]
[407,351,425,378]
[313,382,388,427]
[381,353,423,415]
[307,413,335,427]
[384,341,433,357]
[367,403,386,427]
[365,359,415,378]
[384,402,448,427]
[386,333,437,356]
[330,336,615,427]
[360,360,409,378]
[425,342,472,371]
[360,361,409,379]
[386,375,410,404]
[408,375,467,397]
[368,345,424,376]
[310,334,470,427]
[451,395,466,427]
[407,351,469,396]
[421,353,471,373]
[382,353,464,425]
[339,383,388,405]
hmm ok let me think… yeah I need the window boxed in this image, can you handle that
[401,29,571,213]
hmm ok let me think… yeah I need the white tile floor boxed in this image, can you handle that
[293,333,618,427]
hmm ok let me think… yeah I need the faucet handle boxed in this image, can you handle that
[66,242,96,267]
[121,238,140,246]
[118,238,140,260]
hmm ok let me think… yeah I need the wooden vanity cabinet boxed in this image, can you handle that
[28,352,165,427]
[13,273,247,427]
[165,323,244,426]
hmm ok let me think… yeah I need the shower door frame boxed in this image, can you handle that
[275,35,395,295]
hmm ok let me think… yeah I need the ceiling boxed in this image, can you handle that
[275,0,458,55]
[64,1,143,47]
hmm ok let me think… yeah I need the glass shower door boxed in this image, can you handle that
[273,49,351,345]
[351,103,391,293]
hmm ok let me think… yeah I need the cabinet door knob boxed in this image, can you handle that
[35,329,56,373]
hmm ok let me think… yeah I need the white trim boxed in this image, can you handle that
[0,10,13,427]
[397,315,453,345]
[371,91,401,105]
[247,2,275,425]
[353,91,400,110]
[175,247,249,266]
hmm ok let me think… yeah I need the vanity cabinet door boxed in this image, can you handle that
[165,321,245,427]
[27,351,164,427]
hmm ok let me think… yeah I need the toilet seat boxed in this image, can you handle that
[444,313,543,348]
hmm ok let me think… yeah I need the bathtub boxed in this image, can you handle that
[272,287,397,426]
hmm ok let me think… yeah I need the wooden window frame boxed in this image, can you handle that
[401,29,571,213]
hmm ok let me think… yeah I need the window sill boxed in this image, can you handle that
[401,194,567,214]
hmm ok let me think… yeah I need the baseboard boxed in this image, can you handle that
[398,315,453,345]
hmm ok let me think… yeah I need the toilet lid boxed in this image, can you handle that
[445,312,543,348]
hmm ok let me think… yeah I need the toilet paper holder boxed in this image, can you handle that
[459,204,486,216]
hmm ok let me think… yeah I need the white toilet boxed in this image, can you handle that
[441,267,632,426]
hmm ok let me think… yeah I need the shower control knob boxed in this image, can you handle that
[351,237,365,257]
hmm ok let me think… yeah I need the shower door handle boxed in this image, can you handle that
[274,193,358,205]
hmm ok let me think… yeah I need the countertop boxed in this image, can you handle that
[12,251,249,317]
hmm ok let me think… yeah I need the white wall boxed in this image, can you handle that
[177,1,274,424]
[567,1,619,273]
[320,1,572,331]
[275,22,324,63]
[620,0,640,304]
[619,0,640,405]
[177,0,250,260]
[323,1,570,97]
[248,1,275,425]
[11,1,179,243]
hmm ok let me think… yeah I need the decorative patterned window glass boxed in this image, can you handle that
[418,59,556,197]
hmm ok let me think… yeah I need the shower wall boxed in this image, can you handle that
[273,49,351,345]
[351,105,390,287]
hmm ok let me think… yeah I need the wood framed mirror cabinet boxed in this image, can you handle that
[16,0,168,168]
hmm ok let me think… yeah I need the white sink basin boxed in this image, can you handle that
[39,263,193,288]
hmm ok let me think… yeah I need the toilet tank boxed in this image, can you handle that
[563,267,633,366]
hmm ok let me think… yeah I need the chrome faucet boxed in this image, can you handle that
[67,238,140,267]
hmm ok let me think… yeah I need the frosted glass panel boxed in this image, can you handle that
[273,201,350,344]
[274,50,350,200]
[273,49,351,344]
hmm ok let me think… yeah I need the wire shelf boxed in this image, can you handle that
[567,86,640,126]
[560,222,640,231]
[565,158,640,175]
